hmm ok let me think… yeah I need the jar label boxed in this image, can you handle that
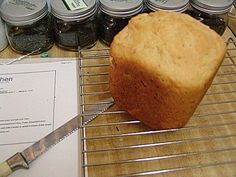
[62,0,87,10]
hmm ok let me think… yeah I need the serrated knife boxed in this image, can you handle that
[0,98,113,177]
[0,115,79,177]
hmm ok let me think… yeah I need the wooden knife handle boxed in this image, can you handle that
[0,161,12,177]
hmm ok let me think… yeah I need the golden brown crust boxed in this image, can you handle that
[109,11,226,130]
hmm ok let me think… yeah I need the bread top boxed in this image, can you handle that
[110,11,227,88]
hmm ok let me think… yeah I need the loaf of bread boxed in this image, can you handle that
[109,11,226,130]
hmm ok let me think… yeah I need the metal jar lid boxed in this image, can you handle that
[190,0,234,14]
[99,0,143,18]
[0,0,48,26]
[50,0,97,22]
[146,0,189,12]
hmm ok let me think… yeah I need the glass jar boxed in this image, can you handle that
[98,0,143,46]
[228,2,236,36]
[0,0,54,54]
[50,0,98,51]
[145,0,189,13]
[0,17,8,51]
[188,0,234,35]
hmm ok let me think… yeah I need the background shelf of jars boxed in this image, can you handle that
[0,0,234,54]
[78,38,236,177]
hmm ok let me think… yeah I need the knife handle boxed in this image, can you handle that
[0,153,29,177]
[0,161,12,177]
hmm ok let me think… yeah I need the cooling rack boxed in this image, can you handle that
[78,38,236,177]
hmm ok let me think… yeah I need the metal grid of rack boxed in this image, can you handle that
[78,38,236,177]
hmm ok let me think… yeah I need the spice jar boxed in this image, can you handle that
[50,0,98,51]
[0,17,8,51]
[0,0,54,54]
[98,0,143,46]
[228,2,236,36]
[188,0,234,35]
[145,0,189,13]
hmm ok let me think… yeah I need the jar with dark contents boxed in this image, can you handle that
[0,17,8,51]
[50,0,98,51]
[0,0,54,54]
[145,0,189,13]
[98,0,143,46]
[187,0,234,35]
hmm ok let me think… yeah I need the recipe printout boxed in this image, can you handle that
[0,59,80,177]
[0,70,55,144]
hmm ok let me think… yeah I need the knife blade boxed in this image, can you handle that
[0,115,79,177]
[0,98,114,177]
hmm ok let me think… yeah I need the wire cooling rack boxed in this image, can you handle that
[78,38,236,177]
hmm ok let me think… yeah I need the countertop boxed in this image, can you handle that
[1,28,236,177]
[79,28,236,177]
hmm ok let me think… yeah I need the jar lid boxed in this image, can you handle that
[146,0,189,12]
[50,0,97,22]
[190,0,234,14]
[99,0,143,18]
[0,0,48,26]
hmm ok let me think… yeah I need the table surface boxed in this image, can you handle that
[1,28,236,177]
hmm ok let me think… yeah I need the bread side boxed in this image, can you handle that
[109,11,226,129]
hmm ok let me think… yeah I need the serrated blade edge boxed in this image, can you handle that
[21,115,79,164]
